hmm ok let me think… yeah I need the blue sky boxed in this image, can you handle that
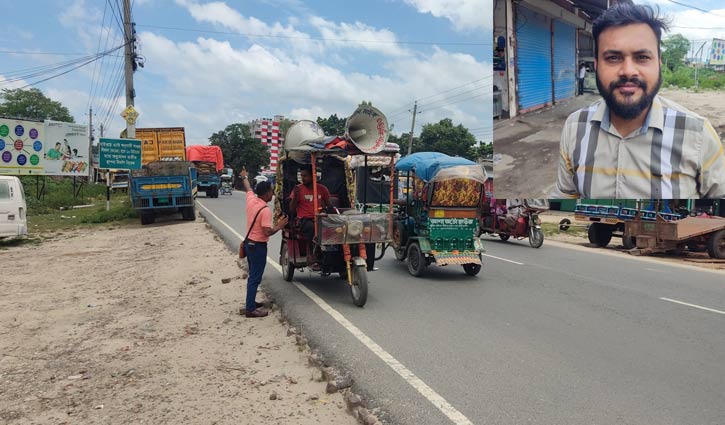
[1,0,494,146]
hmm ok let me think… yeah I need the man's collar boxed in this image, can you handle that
[590,95,664,135]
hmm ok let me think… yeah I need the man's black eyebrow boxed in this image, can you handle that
[601,49,655,56]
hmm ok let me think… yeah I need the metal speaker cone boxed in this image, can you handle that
[344,104,389,154]
[284,120,326,163]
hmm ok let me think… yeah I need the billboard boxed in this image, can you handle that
[0,118,45,175]
[44,121,90,176]
[99,138,142,170]
[136,127,186,165]
[710,38,725,66]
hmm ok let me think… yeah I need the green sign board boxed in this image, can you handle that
[99,138,141,169]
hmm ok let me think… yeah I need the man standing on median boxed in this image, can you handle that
[551,1,725,199]
[239,167,288,318]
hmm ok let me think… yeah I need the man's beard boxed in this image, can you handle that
[596,71,661,120]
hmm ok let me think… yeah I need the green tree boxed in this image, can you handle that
[662,34,690,71]
[413,118,476,158]
[316,114,347,136]
[209,123,270,177]
[470,142,493,160]
[0,88,74,122]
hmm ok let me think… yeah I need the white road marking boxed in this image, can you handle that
[660,297,725,316]
[197,201,475,425]
[481,253,524,265]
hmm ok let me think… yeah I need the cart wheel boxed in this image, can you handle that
[280,241,295,282]
[499,234,510,241]
[350,264,368,307]
[559,218,571,231]
[622,235,636,250]
[140,211,155,225]
[463,263,481,276]
[406,242,426,277]
[707,230,725,259]
[668,243,686,256]
[394,245,407,261]
[588,223,612,247]
[529,227,544,248]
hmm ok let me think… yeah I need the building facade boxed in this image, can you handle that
[250,115,285,174]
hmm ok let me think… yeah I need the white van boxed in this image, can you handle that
[0,176,28,239]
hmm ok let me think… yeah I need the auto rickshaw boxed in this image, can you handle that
[479,198,548,248]
[274,104,396,307]
[393,152,486,277]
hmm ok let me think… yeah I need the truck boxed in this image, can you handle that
[185,145,224,198]
[130,161,198,225]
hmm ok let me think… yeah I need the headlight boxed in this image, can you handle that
[347,221,364,237]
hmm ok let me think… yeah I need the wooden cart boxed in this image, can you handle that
[624,215,725,258]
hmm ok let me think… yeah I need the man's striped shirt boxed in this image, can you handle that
[550,96,725,199]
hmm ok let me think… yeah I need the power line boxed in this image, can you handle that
[107,0,125,34]
[418,91,489,114]
[87,0,110,113]
[672,25,725,30]
[665,0,725,16]
[136,23,490,46]
[0,50,123,56]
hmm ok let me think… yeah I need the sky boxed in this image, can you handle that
[0,0,494,147]
[646,0,725,60]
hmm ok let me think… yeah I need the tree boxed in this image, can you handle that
[316,114,347,136]
[388,132,417,155]
[209,123,270,177]
[662,34,690,71]
[413,118,476,158]
[470,142,493,160]
[0,88,74,122]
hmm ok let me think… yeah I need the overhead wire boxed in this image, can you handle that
[87,0,109,113]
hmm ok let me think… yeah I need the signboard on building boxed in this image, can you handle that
[135,127,186,165]
[99,138,142,170]
[710,38,725,66]
[44,121,90,176]
[0,118,45,175]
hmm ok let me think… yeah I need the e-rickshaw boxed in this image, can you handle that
[393,152,486,277]
[274,104,395,307]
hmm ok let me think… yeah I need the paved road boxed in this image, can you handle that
[197,192,725,425]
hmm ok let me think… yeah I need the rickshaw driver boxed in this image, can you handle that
[289,165,332,267]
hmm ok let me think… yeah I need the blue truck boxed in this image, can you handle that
[130,161,198,225]
[194,161,221,198]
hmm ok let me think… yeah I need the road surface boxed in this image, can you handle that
[197,192,725,425]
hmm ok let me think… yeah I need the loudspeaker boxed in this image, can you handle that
[345,104,389,154]
[284,120,326,163]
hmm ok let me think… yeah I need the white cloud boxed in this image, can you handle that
[59,0,104,50]
[402,0,491,31]
[0,75,29,90]
[668,9,725,43]
[309,16,410,57]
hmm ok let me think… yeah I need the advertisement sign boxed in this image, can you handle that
[710,38,725,66]
[0,118,45,175]
[44,121,89,176]
[99,138,142,170]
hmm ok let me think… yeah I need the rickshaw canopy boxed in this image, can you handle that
[395,152,486,183]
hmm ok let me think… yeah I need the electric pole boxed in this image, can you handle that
[88,107,93,182]
[407,100,418,155]
[123,0,136,139]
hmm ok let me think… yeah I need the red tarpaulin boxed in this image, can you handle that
[185,145,224,172]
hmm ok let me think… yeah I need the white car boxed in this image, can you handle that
[0,176,28,239]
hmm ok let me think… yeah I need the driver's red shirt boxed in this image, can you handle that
[290,183,330,219]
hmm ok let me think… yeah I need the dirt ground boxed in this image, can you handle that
[0,220,360,425]
[493,88,725,198]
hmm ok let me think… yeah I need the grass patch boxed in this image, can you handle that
[26,197,138,235]
[541,222,589,239]
[20,176,108,214]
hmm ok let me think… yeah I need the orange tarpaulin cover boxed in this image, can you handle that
[185,145,224,172]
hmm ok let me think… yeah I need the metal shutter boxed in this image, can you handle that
[553,20,576,101]
[515,5,552,111]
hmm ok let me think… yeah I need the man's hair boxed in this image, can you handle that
[592,1,669,59]
[254,181,272,196]
[299,164,312,174]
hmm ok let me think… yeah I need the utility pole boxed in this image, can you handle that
[123,0,136,139]
[88,107,93,182]
[407,101,418,155]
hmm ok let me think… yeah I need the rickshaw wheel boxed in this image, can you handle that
[529,227,544,248]
[280,241,295,282]
[406,242,426,277]
[394,244,407,261]
[350,265,368,307]
[499,234,510,241]
[463,263,481,276]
